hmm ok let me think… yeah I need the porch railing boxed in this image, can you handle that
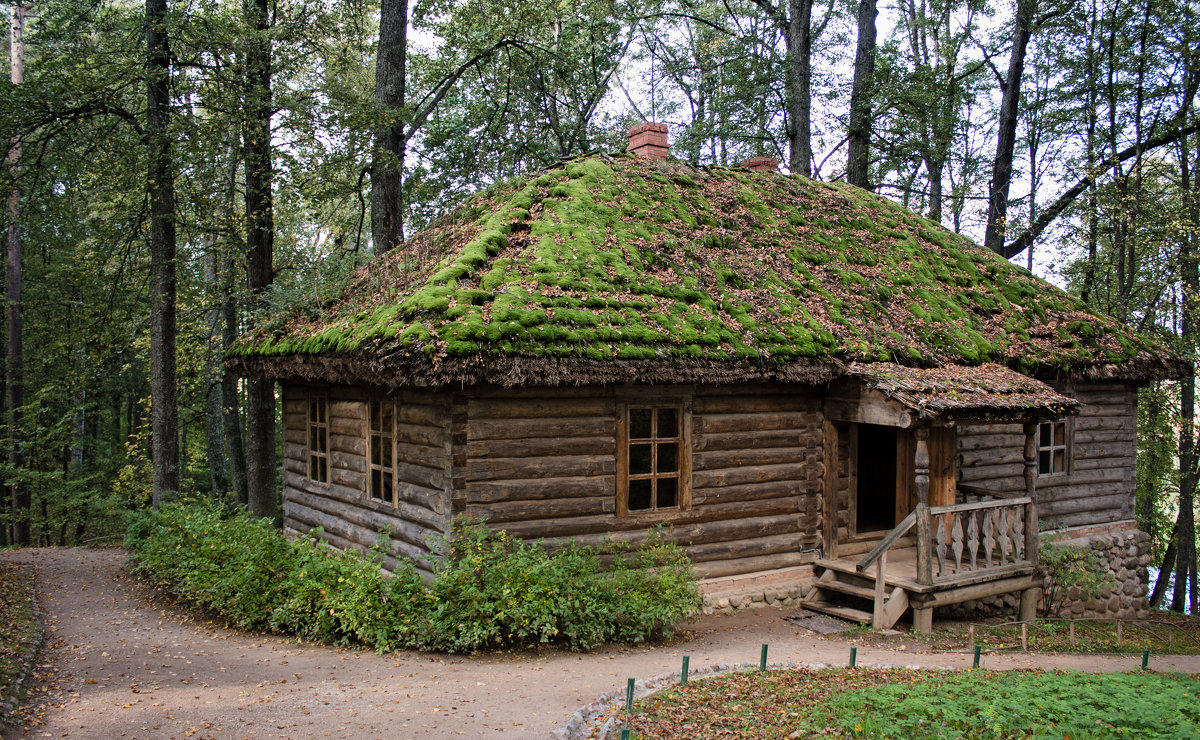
[928,498,1036,581]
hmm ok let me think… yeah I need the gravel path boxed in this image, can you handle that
[4,547,1198,740]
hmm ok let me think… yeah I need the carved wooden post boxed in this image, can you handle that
[913,427,934,633]
[823,419,839,560]
[1020,420,1041,622]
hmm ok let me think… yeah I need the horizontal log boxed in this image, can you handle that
[494,501,805,542]
[466,495,613,524]
[283,441,308,463]
[693,479,814,506]
[469,416,613,441]
[959,422,1021,435]
[1036,481,1130,502]
[467,396,612,419]
[283,456,306,477]
[1074,416,1134,433]
[394,401,449,428]
[394,422,447,448]
[287,487,440,553]
[395,440,447,470]
[1046,508,1133,528]
[1035,467,1129,487]
[282,427,306,446]
[1071,456,1133,473]
[958,451,1024,468]
[283,470,446,527]
[395,460,446,491]
[284,499,432,566]
[466,435,615,459]
[1041,493,1128,517]
[956,433,1025,451]
[695,446,808,472]
[918,574,1041,608]
[330,434,366,457]
[696,411,817,435]
[693,395,819,414]
[466,475,614,503]
[329,415,365,438]
[693,462,809,490]
[693,552,816,579]
[685,532,803,561]
[693,428,816,452]
[465,454,615,482]
[330,465,364,490]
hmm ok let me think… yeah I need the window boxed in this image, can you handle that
[368,399,395,504]
[618,403,690,515]
[1038,420,1069,476]
[307,397,329,484]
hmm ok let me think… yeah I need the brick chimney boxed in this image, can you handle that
[627,122,669,160]
[741,156,779,172]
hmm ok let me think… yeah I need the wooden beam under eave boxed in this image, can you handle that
[824,385,915,428]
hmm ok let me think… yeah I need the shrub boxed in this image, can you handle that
[126,501,701,654]
[1039,541,1115,618]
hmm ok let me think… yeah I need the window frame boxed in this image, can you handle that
[367,397,397,506]
[616,398,692,517]
[1037,418,1072,477]
[306,395,330,485]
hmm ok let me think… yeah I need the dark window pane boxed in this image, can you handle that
[630,407,652,439]
[383,402,394,429]
[310,400,318,422]
[370,402,380,431]
[381,436,393,468]
[1053,422,1065,446]
[318,429,327,454]
[658,408,679,438]
[309,426,319,451]
[658,477,678,508]
[1039,422,1051,448]
[1053,450,1065,473]
[1039,450,1051,474]
[370,435,381,466]
[629,479,652,510]
[310,456,319,480]
[383,472,394,503]
[371,470,382,499]
[630,444,652,474]
[657,442,678,473]
[316,400,325,424]
[318,456,328,483]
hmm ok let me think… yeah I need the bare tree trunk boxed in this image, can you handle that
[1151,524,1177,608]
[784,0,813,177]
[243,0,277,520]
[370,0,408,255]
[203,251,229,496]
[222,281,248,505]
[984,0,1036,255]
[846,0,876,188]
[6,1,29,543]
[1174,128,1198,613]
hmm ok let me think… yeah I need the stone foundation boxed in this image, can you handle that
[699,566,816,615]
[943,521,1151,621]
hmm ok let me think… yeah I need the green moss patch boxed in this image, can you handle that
[231,155,1179,381]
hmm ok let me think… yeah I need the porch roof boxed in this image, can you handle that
[846,362,1080,422]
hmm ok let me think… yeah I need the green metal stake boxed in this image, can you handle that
[760,643,769,671]
[973,644,982,669]
[681,655,690,685]
[620,729,630,740]
[1142,649,1150,671]
[626,677,635,714]
[849,646,857,667]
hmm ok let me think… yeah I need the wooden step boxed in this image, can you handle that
[814,578,882,601]
[798,601,873,624]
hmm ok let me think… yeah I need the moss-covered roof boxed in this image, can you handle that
[228,153,1187,388]
[848,363,1080,421]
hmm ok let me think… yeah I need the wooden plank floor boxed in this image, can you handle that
[817,547,1037,594]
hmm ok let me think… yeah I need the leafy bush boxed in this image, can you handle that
[126,501,700,654]
[1039,541,1115,618]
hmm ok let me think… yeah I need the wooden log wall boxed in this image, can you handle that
[956,383,1137,528]
[460,384,826,579]
[280,384,452,576]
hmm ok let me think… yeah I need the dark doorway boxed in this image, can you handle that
[856,424,897,533]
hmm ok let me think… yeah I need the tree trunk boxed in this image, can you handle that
[984,0,1036,255]
[846,0,876,188]
[243,0,277,520]
[203,251,229,496]
[6,1,29,544]
[222,282,248,505]
[784,0,813,177]
[1174,128,1197,613]
[1150,524,1177,609]
[146,0,179,507]
[370,0,408,255]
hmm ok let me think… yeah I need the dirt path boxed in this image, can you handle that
[4,548,1199,740]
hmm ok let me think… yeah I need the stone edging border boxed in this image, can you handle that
[1,565,45,727]
[551,659,958,739]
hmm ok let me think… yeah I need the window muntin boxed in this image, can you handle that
[368,400,395,504]
[307,397,329,484]
[1038,420,1069,476]
[621,404,686,513]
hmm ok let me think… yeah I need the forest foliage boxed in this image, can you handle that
[0,0,1198,608]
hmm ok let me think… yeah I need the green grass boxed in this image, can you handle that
[627,667,1200,738]
[0,562,39,724]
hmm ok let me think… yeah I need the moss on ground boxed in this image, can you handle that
[231,153,1175,378]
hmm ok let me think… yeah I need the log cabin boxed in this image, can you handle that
[228,124,1186,632]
